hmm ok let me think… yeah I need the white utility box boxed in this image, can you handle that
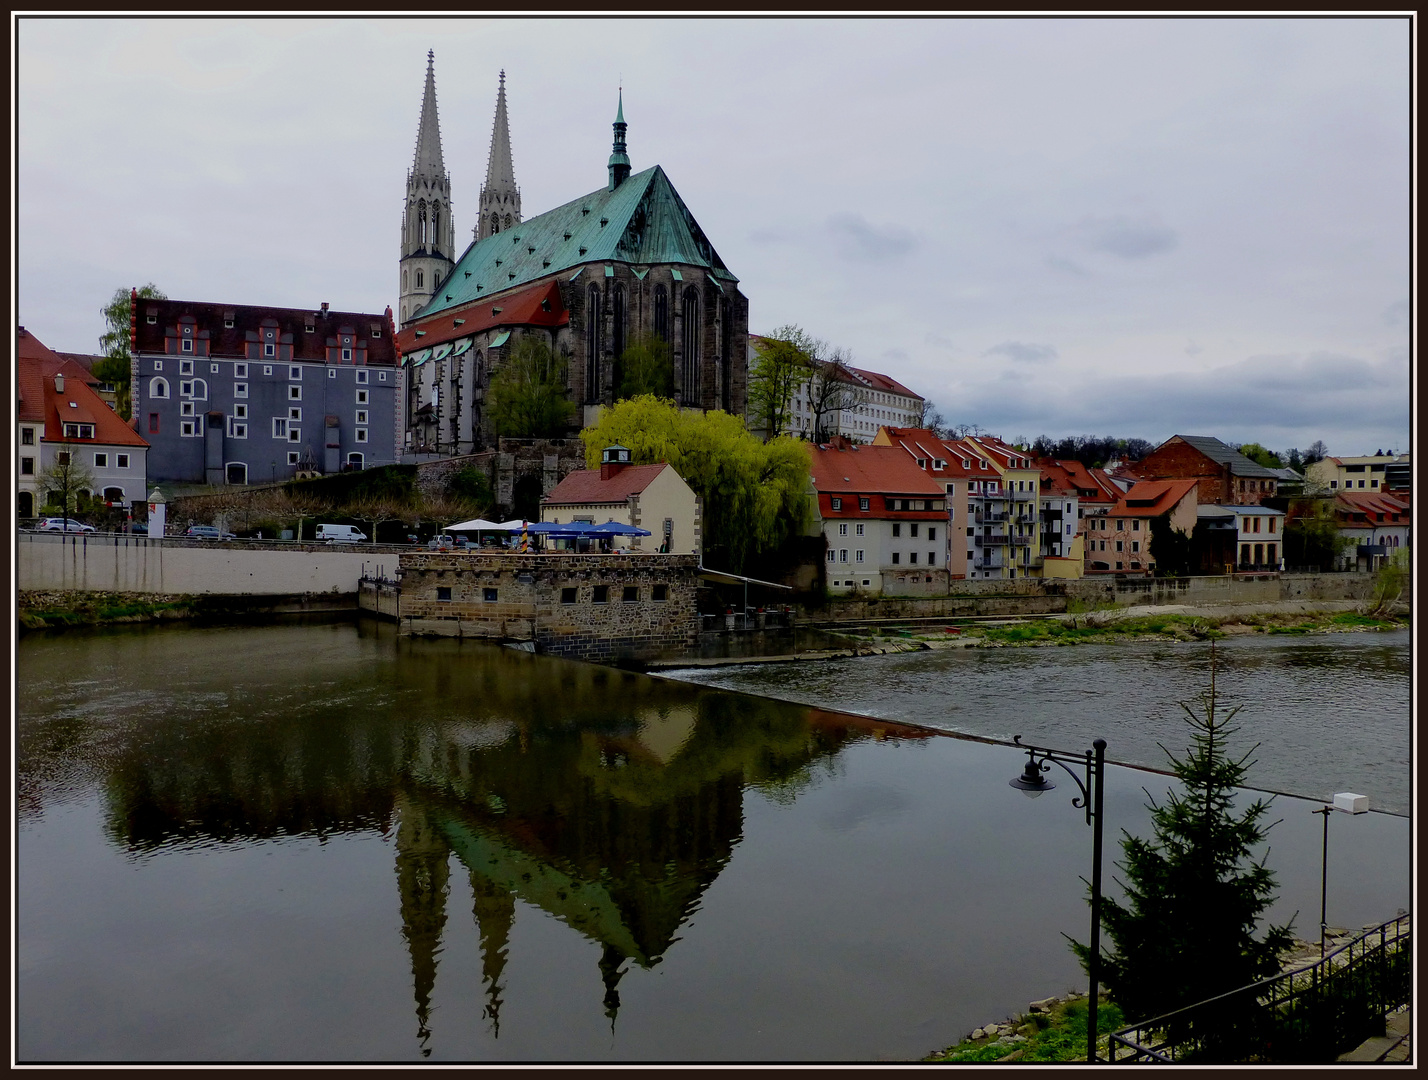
[1333,792,1370,814]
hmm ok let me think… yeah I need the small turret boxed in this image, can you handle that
[608,89,630,191]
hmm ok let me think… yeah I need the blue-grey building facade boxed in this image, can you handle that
[131,296,403,486]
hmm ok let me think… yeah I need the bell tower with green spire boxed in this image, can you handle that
[608,89,630,191]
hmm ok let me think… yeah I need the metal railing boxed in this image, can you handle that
[1107,913,1410,1064]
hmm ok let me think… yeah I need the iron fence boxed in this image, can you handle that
[1107,913,1410,1064]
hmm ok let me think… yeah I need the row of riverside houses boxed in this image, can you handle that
[806,430,1410,595]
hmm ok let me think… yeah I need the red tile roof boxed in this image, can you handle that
[398,279,568,353]
[1334,491,1409,521]
[543,462,673,506]
[1108,478,1199,518]
[1034,458,1124,503]
[812,443,945,519]
[878,427,979,478]
[133,298,400,365]
[18,330,148,448]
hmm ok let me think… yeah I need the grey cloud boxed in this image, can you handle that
[1046,254,1091,276]
[1080,214,1179,259]
[943,350,1408,452]
[882,347,910,363]
[1382,299,1409,326]
[826,212,916,261]
[924,332,955,349]
[984,341,1057,364]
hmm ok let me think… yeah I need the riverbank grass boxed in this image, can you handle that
[923,996,1124,1063]
[18,591,193,630]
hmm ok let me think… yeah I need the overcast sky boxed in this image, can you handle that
[16,16,1411,457]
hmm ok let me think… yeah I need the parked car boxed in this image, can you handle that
[316,523,368,544]
[427,533,457,551]
[186,524,237,541]
[130,522,148,535]
[36,517,96,533]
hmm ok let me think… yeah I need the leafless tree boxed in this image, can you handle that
[807,345,863,443]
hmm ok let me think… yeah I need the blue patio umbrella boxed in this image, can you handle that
[590,521,652,536]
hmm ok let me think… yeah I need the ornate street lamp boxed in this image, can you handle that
[1010,735,1107,1064]
[1313,792,1370,959]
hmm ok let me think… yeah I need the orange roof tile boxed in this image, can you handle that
[1108,478,1199,517]
[397,279,568,353]
[543,462,673,506]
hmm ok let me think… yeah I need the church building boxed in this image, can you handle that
[397,55,749,455]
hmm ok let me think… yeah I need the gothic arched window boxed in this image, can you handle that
[416,269,424,290]
[612,285,626,362]
[653,284,668,341]
[418,203,428,246]
[681,287,700,404]
[490,213,500,236]
[432,207,441,250]
[402,269,408,291]
[586,285,603,403]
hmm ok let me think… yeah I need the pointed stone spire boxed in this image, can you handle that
[400,50,454,329]
[412,49,446,177]
[477,70,521,241]
[608,87,630,191]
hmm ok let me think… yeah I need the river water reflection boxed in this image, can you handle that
[17,623,1410,1062]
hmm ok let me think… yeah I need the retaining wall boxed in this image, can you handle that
[17,531,406,596]
[804,572,1384,623]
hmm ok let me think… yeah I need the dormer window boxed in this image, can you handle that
[62,423,95,439]
[831,497,842,511]
[224,312,235,328]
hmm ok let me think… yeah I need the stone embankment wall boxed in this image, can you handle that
[397,551,699,662]
[805,572,1385,623]
[18,531,405,596]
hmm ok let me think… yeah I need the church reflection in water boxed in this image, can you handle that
[95,660,930,1053]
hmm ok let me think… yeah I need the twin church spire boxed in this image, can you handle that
[399,53,631,327]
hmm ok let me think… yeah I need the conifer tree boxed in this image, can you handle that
[1074,644,1295,1023]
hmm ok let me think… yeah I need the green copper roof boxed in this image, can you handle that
[413,165,738,321]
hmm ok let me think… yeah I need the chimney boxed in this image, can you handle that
[321,302,329,316]
[600,444,631,481]
[54,373,64,393]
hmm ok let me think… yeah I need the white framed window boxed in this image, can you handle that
[855,550,864,562]
[855,523,864,535]
[191,378,207,400]
[378,371,387,382]
[831,497,842,511]
[289,385,302,401]
[147,313,157,324]
[149,376,169,398]
[210,363,219,373]
[181,420,195,437]
[235,363,248,377]
[826,549,836,563]
[181,380,193,396]
[272,418,288,439]
[181,338,193,353]
[152,360,163,372]
[288,407,302,421]
[264,343,276,357]
[116,454,130,469]
[341,349,352,362]
[227,419,248,439]
[839,549,849,562]
[355,428,368,443]
[234,382,248,398]
[355,410,368,424]
[93,452,108,468]
[838,523,848,536]
[180,359,194,375]
[287,451,300,465]
[233,404,248,419]
[263,365,272,376]
[289,365,301,380]
[327,368,336,379]
[288,428,301,443]
[180,401,195,417]
[355,389,368,404]
[356,369,369,384]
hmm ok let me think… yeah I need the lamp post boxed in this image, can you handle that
[1314,792,1370,959]
[1010,735,1107,1064]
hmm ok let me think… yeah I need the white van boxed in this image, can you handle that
[316,524,368,544]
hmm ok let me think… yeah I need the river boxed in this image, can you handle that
[16,622,1410,1062]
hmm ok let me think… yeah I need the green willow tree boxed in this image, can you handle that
[579,395,813,573]
[1073,645,1294,1024]
[615,335,675,400]
[97,284,165,420]
[487,335,576,438]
